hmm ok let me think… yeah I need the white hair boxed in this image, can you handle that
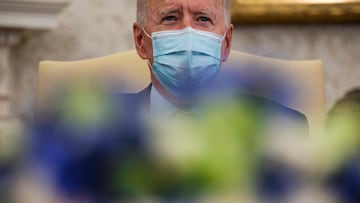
[136,0,231,27]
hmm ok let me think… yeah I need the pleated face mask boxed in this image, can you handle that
[143,27,226,100]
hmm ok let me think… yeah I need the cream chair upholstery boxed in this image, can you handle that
[38,50,325,136]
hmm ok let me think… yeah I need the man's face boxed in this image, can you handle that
[134,0,233,64]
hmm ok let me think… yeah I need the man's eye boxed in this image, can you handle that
[198,16,210,22]
[163,16,177,21]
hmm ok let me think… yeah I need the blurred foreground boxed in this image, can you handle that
[1,81,360,203]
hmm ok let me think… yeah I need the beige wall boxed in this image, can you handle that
[232,25,360,111]
[10,0,360,122]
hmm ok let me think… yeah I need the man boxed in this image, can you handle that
[130,0,307,133]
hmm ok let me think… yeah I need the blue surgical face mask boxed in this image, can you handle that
[143,27,226,100]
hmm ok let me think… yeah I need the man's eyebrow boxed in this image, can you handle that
[193,9,217,18]
[158,7,182,16]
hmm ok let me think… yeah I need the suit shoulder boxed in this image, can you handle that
[238,94,309,136]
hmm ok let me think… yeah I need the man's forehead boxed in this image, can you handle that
[148,0,223,12]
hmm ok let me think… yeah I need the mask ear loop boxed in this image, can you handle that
[141,28,154,66]
[142,28,152,39]
[220,30,228,63]
[147,60,153,69]
[221,31,227,41]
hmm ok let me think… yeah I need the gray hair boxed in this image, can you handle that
[136,0,231,27]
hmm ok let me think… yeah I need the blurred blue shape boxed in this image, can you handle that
[28,91,148,201]
[257,158,299,202]
[208,67,297,106]
[328,155,360,203]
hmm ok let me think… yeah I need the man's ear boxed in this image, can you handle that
[222,24,234,62]
[133,22,149,60]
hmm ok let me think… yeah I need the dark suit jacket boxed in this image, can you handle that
[118,84,309,137]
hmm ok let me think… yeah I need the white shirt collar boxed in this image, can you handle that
[150,86,180,118]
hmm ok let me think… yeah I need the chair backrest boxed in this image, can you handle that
[38,50,325,136]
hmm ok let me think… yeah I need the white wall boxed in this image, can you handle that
[10,0,360,122]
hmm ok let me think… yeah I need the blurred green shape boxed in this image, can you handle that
[57,81,116,130]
